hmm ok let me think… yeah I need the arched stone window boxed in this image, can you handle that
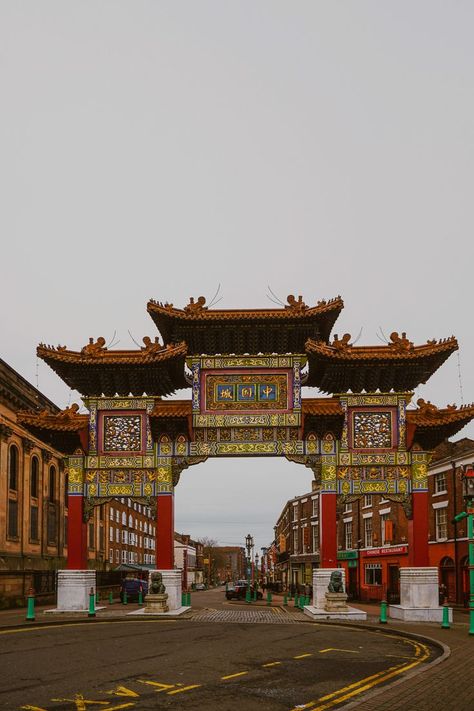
[30,456,39,498]
[8,444,18,491]
[7,444,19,538]
[49,465,56,503]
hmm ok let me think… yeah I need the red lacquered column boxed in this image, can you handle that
[67,495,87,569]
[156,493,174,569]
[320,492,337,567]
[409,491,429,567]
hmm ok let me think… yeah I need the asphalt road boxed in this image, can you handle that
[0,589,440,711]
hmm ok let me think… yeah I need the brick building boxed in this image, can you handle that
[274,483,320,592]
[0,357,156,606]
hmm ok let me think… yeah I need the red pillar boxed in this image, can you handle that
[156,494,174,569]
[67,495,87,570]
[320,492,337,567]
[408,491,429,567]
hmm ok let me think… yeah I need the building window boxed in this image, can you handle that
[122,512,126,526]
[122,530,128,544]
[364,517,373,548]
[109,527,114,542]
[380,514,389,545]
[312,498,318,516]
[109,549,114,563]
[121,550,127,563]
[116,529,119,543]
[293,529,299,553]
[30,505,39,541]
[435,508,448,540]
[8,445,18,491]
[49,466,56,503]
[115,510,120,523]
[88,522,95,549]
[434,472,447,494]
[115,549,119,563]
[363,495,372,508]
[48,505,57,544]
[365,563,382,585]
[343,501,352,513]
[30,456,39,498]
[292,505,298,522]
[8,499,18,538]
[344,521,353,550]
[312,525,319,553]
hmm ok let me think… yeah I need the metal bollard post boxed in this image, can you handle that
[123,589,128,605]
[88,587,96,618]
[109,591,113,605]
[181,592,186,606]
[138,586,143,606]
[267,591,272,606]
[26,587,35,622]
[294,594,299,608]
[379,599,388,624]
[283,594,288,606]
[441,598,450,629]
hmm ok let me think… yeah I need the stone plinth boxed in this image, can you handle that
[313,569,343,609]
[389,567,453,623]
[324,591,349,612]
[53,570,96,612]
[304,568,367,621]
[144,593,169,614]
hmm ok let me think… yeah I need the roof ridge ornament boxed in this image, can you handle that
[141,336,164,353]
[285,294,307,312]
[331,333,352,352]
[388,331,414,352]
[81,337,107,356]
[416,398,439,417]
[184,296,207,314]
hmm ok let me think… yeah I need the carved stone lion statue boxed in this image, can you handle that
[150,571,166,595]
[328,570,344,593]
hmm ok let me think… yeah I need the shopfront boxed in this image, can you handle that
[360,545,408,603]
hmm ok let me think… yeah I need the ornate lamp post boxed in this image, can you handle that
[245,534,253,604]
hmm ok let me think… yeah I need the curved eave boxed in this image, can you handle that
[37,343,188,397]
[305,338,458,393]
[407,405,474,450]
[17,412,89,454]
[149,400,192,438]
[302,397,344,437]
[147,298,343,351]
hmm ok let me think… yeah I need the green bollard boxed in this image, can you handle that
[88,587,96,618]
[138,586,143,606]
[123,589,128,605]
[267,591,272,606]
[441,599,450,629]
[283,594,288,607]
[26,588,35,622]
[246,586,251,604]
[109,591,113,605]
[294,594,299,608]
[181,592,186,606]
[379,599,388,624]
[187,592,191,606]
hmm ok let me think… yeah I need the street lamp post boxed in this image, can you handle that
[245,534,253,604]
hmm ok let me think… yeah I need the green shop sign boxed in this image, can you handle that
[337,550,358,560]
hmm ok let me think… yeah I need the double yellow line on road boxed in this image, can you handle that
[291,639,430,711]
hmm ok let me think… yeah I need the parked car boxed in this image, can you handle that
[226,581,262,600]
[120,577,148,602]
[195,583,206,590]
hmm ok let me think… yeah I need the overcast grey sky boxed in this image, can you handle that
[1,1,473,552]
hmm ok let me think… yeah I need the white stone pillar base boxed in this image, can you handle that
[304,568,367,621]
[389,567,452,622]
[47,570,97,612]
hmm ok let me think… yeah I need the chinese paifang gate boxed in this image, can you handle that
[19,294,474,613]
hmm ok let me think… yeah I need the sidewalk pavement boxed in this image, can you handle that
[0,597,472,711]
